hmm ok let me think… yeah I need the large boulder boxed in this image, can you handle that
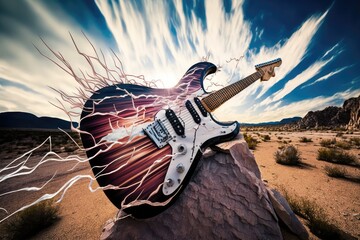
[345,95,360,130]
[100,135,308,240]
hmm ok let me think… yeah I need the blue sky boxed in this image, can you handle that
[0,0,359,123]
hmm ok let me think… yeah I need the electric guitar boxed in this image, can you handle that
[80,58,282,218]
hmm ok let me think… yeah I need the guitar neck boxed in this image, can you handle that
[201,70,264,112]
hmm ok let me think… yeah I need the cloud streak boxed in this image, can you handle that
[0,1,357,123]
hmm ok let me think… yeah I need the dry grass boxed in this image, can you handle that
[317,148,357,166]
[335,140,352,150]
[0,200,60,240]
[349,137,360,148]
[262,134,271,142]
[299,137,312,143]
[324,165,347,178]
[320,138,336,148]
[280,188,355,240]
[243,133,258,150]
[274,145,301,165]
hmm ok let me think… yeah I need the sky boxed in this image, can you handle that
[0,0,359,123]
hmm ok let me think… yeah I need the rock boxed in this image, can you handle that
[100,135,308,240]
[297,106,342,129]
[346,95,360,130]
[296,95,360,130]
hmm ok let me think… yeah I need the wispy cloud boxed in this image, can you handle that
[0,1,355,124]
[261,56,334,105]
[221,88,360,123]
[251,9,330,99]
[301,65,351,89]
[95,0,252,87]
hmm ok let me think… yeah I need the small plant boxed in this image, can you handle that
[274,145,301,165]
[280,188,352,239]
[324,165,347,178]
[243,133,258,150]
[262,134,271,142]
[335,132,344,137]
[1,200,60,239]
[335,140,351,150]
[349,137,360,148]
[317,148,357,165]
[64,144,77,152]
[320,138,336,148]
[299,137,312,143]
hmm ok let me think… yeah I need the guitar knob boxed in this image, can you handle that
[165,178,174,187]
[176,163,185,173]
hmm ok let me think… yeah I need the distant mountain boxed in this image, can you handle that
[297,95,360,130]
[241,117,302,127]
[0,112,77,130]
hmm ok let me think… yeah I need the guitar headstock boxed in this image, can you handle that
[255,58,282,81]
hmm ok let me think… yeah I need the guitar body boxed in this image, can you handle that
[80,62,240,218]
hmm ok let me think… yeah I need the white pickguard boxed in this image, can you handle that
[155,96,238,195]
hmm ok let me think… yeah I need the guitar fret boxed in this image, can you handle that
[202,71,263,112]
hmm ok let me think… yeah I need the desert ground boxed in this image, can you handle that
[0,129,359,239]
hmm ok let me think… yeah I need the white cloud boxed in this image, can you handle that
[260,56,333,105]
[1,1,355,124]
[219,88,360,123]
[0,1,117,120]
[302,65,351,88]
[95,0,252,87]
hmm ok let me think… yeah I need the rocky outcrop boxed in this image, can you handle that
[345,96,360,130]
[297,106,343,129]
[297,95,360,130]
[100,135,308,240]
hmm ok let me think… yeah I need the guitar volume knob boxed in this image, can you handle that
[176,163,185,173]
[165,178,174,187]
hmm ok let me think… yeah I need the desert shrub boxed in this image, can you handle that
[1,200,60,239]
[277,136,283,140]
[335,132,344,137]
[274,145,301,165]
[324,165,347,178]
[317,148,357,165]
[281,188,351,239]
[320,138,336,148]
[64,145,77,152]
[299,137,312,143]
[262,134,271,142]
[349,137,360,147]
[243,133,258,150]
[335,140,351,150]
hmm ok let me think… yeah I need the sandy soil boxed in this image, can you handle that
[0,130,359,239]
[251,130,360,239]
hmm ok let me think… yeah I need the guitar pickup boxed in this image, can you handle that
[185,100,201,124]
[165,109,185,136]
[194,97,208,117]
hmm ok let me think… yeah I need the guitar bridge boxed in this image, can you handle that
[143,119,172,148]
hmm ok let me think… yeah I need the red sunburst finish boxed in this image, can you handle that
[80,62,238,218]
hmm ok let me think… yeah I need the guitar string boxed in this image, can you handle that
[145,70,265,135]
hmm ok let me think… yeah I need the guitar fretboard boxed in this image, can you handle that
[201,70,264,112]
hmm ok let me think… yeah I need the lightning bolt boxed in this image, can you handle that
[1,34,245,222]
